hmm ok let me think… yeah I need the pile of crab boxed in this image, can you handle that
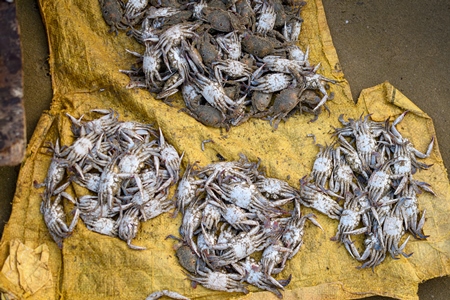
[169,154,322,298]
[100,0,336,129]
[300,111,435,269]
[35,109,182,249]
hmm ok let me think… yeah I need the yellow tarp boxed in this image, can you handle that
[1,0,449,299]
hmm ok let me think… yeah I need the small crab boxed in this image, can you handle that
[156,22,199,65]
[299,177,343,220]
[382,204,412,259]
[180,199,208,256]
[398,186,428,239]
[329,149,357,195]
[255,175,299,200]
[310,143,335,188]
[212,59,252,86]
[349,229,386,269]
[184,267,248,294]
[157,128,183,188]
[234,257,287,299]
[99,0,127,35]
[331,195,367,244]
[174,163,204,214]
[193,73,244,114]
[256,1,276,36]
[265,87,304,129]
[118,207,146,250]
[251,73,293,94]
[124,0,148,24]
[208,225,267,267]
[282,212,322,260]
[215,31,242,60]
[261,240,292,276]
[208,200,258,232]
[40,192,80,248]
[83,217,119,237]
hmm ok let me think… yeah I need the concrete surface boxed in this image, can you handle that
[0,0,448,298]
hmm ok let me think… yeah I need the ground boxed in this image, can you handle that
[0,0,449,298]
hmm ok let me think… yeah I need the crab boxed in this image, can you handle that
[157,128,183,187]
[140,192,174,221]
[72,173,101,193]
[184,267,248,294]
[261,55,306,73]
[66,109,119,138]
[193,73,244,114]
[114,121,156,150]
[124,0,148,24]
[255,175,299,200]
[174,163,204,214]
[201,7,244,32]
[382,204,412,259]
[349,229,386,269]
[335,135,369,180]
[260,240,292,276]
[40,192,80,248]
[282,13,303,42]
[389,111,434,194]
[233,257,287,299]
[251,73,293,94]
[201,201,222,231]
[265,87,305,129]
[310,143,335,188]
[122,44,163,89]
[180,199,208,256]
[234,0,256,31]
[366,159,404,205]
[60,131,103,166]
[208,200,259,232]
[256,1,276,36]
[282,212,322,260]
[335,114,389,167]
[251,90,273,113]
[145,290,189,300]
[34,140,77,196]
[299,177,343,220]
[99,0,127,35]
[156,22,199,66]
[397,186,428,239]
[212,59,252,86]
[215,31,242,60]
[208,225,267,267]
[118,207,146,250]
[97,157,130,210]
[302,68,336,112]
[329,149,357,195]
[83,217,119,237]
[331,195,367,245]
[210,181,289,216]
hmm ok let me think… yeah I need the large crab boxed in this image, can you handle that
[329,149,357,196]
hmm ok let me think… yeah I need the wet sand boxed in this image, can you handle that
[1,0,449,298]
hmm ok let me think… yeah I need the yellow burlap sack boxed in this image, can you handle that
[0,0,449,299]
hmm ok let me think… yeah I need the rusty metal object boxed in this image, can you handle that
[0,1,25,166]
